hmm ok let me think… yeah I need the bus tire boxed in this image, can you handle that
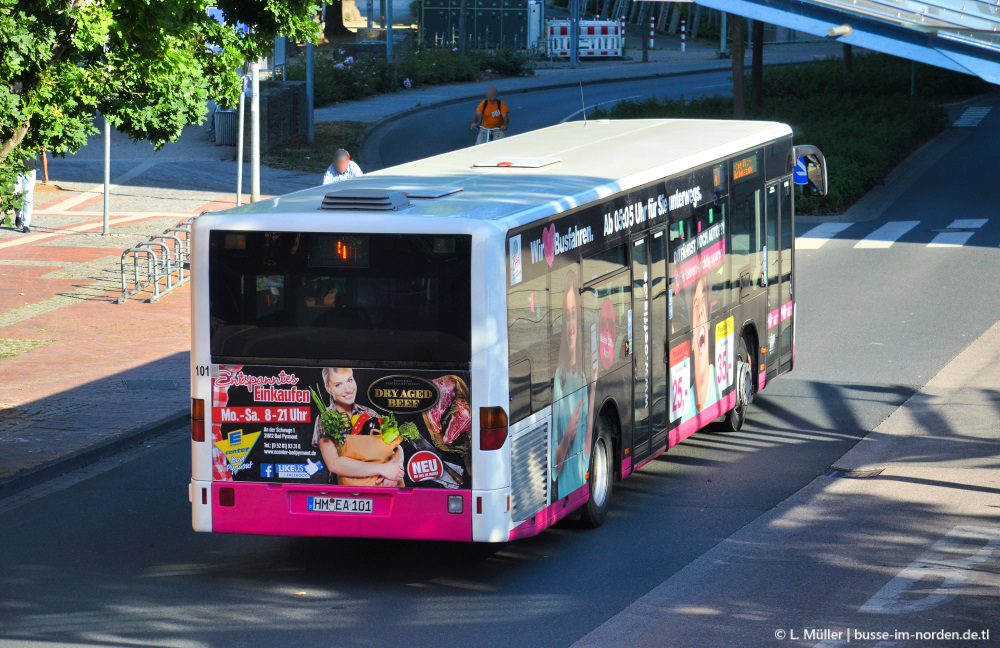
[579,420,613,528]
[722,336,754,432]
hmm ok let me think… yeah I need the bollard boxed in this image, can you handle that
[649,16,655,48]
[681,19,686,52]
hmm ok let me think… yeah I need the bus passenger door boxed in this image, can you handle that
[648,230,668,452]
[764,178,794,381]
[631,236,651,457]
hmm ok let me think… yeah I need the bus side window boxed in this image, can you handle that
[731,182,764,292]
[692,204,728,313]
[668,220,691,337]
[581,271,631,375]
[508,273,551,415]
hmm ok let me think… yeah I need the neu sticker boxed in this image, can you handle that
[407,450,444,482]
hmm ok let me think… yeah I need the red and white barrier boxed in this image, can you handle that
[681,19,686,52]
[547,19,623,58]
[649,16,655,48]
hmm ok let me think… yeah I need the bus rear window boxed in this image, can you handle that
[209,232,471,365]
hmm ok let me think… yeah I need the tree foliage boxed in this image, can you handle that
[0,0,320,215]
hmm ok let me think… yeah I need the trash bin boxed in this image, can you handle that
[214,108,238,146]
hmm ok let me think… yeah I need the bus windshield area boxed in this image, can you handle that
[208,232,472,365]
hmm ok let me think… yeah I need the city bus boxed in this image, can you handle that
[188,119,827,542]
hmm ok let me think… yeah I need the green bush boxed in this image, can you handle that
[592,53,971,212]
[286,53,393,105]
[288,46,533,107]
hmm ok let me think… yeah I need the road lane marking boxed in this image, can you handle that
[953,106,991,127]
[859,525,1000,614]
[927,218,988,247]
[796,222,853,249]
[696,83,730,89]
[560,96,639,123]
[854,221,919,248]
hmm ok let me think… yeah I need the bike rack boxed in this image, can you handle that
[117,215,201,304]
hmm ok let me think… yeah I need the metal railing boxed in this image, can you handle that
[117,215,199,304]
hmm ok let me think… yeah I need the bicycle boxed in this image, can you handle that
[478,127,503,144]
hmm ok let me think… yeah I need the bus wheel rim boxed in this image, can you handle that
[592,439,609,508]
[738,358,752,410]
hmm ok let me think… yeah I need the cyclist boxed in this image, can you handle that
[470,86,509,145]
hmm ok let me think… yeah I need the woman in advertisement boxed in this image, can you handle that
[312,367,405,486]
[552,270,599,500]
[688,276,721,417]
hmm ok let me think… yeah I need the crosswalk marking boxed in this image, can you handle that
[796,222,853,249]
[953,106,991,127]
[927,219,988,247]
[854,220,919,249]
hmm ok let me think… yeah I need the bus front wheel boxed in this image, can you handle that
[580,420,613,528]
[722,336,754,432]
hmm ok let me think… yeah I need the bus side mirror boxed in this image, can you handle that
[793,145,828,197]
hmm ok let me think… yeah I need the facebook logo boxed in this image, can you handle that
[260,464,274,478]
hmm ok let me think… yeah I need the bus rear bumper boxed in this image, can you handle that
[203,481,473,541]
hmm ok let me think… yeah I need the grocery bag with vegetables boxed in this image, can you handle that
[311,387,420,487]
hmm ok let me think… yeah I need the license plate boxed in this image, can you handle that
[307,496,373,514]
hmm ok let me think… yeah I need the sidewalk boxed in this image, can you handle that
[572,319,1000,647]
[315,39,844,124]
[0,129,319,489]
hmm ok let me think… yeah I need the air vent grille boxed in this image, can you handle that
[321,189,410,211]
[511,421,549,522]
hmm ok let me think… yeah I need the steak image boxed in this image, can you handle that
[427,376,458,434]
[444,398,472,445]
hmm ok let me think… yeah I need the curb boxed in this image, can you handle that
[0,410,188,499]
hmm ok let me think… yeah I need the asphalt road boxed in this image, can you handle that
[368,69,734,168]
[3,90,1000,647]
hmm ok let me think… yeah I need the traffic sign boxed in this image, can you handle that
[794,156,808,185]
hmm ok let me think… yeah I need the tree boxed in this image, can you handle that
[751,19,763,109]
[0,0,320,216]
[728,13,745,119]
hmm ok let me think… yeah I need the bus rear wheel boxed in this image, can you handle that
[580,420,613,528]
[722,336,754,432]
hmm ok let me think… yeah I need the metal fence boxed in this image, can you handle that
[117,215,200,304]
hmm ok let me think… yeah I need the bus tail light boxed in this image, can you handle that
[191,398,206,442]
[219,487,235,507]
[479,407,508,450]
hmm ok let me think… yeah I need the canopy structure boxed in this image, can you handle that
[695,0,1000,83]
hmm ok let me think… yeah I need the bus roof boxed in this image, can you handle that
[225,119,791,229]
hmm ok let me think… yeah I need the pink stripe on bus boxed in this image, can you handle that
[212,483,472,541]
[669,390,736,448]
[508,483,589,541]
[759,369,767,390]
[621,455,633,478]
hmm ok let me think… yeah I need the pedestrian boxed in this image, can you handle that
[13,151,38,234]
[471,86,509,144]
[322,149,363,185]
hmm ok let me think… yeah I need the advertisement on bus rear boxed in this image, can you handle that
[211,365,472,489]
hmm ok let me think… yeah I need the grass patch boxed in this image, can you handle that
[0,338,54,360]
[592,53,990,213]
[261,121,373,173]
